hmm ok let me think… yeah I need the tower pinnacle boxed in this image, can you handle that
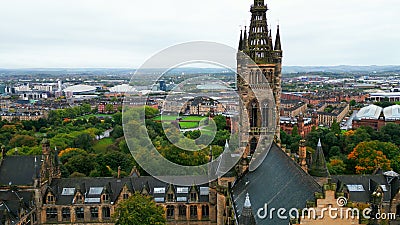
[274,25,282,51]
[244,193,252,208]
[238,29,243,51]
[239,193,256,225]
[248,0,272,63]
[309,139,329,177]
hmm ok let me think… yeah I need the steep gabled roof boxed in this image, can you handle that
[332,174,392,203]
[0,190,35,225]
[232,143,321,225]
[0,156,41,186]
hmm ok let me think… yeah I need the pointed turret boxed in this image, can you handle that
[238,29,243,51]
[53,147,61,179]
[209,145,213,163]
[268,29,274,50]
[274,25,281,51]
[243,26,249,51]
[224,139,230,151]
[54,147,61,167]
[309,139,329,177]
[239,193,256,225]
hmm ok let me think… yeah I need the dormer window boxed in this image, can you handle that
[190,192,197,202]
[101,194,110,203]
[167,193,174,202]
[123,193,129,200]
[189,188,198,202]
[74,193,84,204]
[166,185,175,202]
[46,194,55,204]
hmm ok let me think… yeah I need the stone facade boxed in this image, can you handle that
[237,0,282,158]
[292,182,365,225]
[317,103,349,127]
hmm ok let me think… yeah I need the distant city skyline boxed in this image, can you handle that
[0,0,399,68]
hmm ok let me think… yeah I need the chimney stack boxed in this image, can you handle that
[1,145,5,158]
[117,166,121,179]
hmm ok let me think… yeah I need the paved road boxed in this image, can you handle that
[341,110,358,130]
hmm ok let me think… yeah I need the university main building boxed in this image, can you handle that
[2,1,400,225]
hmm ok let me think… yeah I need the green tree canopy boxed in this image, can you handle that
[113,193,166,225]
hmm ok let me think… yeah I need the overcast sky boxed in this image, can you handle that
[0,0,398,68]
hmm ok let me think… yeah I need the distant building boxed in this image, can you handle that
[108,84,136,94]
[353,104,400,130]
[0,111,45,121]
[280,113,318,137]
[317,103,349,127]
[369,92,400,102]
[0,84,6,94]
[64,85,97,97]
[160,80,167,91]
[162,97,225,116]
[280,100,307,117]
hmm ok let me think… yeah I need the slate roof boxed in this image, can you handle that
[232,143,321,225]
[0,190,35,225]
[48,176,210,205]
[0,156,41,186]
[332,174,393,203]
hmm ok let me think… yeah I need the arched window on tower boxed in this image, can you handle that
[268,70,274,84]
[250,137,257,155]
[249,70,254,84]
[250,100,259,128]
[256,70,261,84]
[262,70,267,83]
[262,102,269,128]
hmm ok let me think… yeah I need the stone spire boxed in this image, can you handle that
[239,193,256,225]
[224,139,230,151]
[53,147,61,178]
[238,29,243,51]
[274,25,281,51]
[247,0,273,63]
[243,26,249,51]
[309,139,329,177]
[268,29,274,50]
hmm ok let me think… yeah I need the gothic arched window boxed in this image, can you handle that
[250,137,258,154]
[262,102,269,127]
[250,100,259,128]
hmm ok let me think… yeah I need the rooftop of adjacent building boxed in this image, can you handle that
[355,104,400,121]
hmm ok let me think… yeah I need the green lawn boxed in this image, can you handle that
[153,115,207,129]
[181,116,206,122]
[153,115,179,121]
[179,122,199,129]
[93,138,114,152]
[77,114,111,120]
[153,115,206,122]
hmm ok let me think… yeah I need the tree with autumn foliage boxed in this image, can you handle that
[348,141,393,174]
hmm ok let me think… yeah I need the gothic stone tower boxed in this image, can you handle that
[40,139,61,186]
[237,0,282,158]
